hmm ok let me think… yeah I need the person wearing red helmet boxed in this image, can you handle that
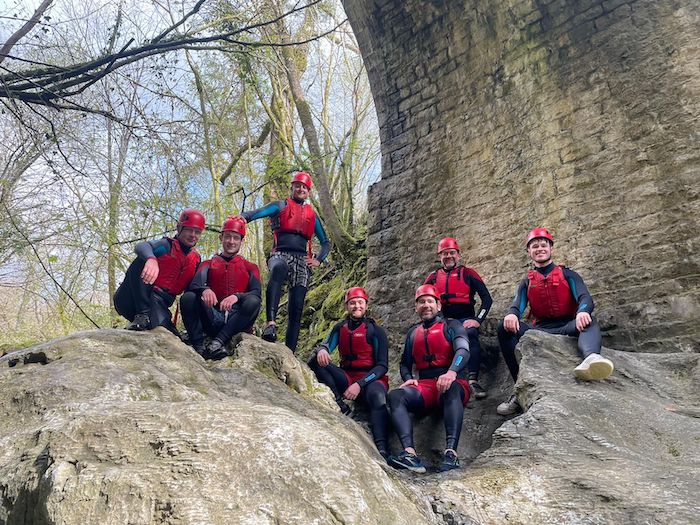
[180,216,262,359]
[424,237,493,399]
[240,171,330,352]
[496,228,614,416]
[114,208,205,333]
[386,285,471,473]
[307,287,391,459]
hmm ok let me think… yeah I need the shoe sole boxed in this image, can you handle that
[474,392,488,400]
[574,360,614,381]
[388,458,426,473]
[439,463,460,472]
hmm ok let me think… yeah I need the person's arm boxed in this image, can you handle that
[563,268,595,315]
[313,217,331,263]
[187,261,211,293]
[423,271,437,285]
[357,324,389,388]
[399,328,416,381]
[135,238,171,260]
[235,262,262,300]
[507,278,529,318]
[314,321,343,367]
[466,269,493,323]
[241,201,284,223]
[446,319,470,374]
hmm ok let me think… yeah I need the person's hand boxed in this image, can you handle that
[503,313,520,333]
[220,294,239,311]
[343,382,361,400]
[436,370,457,394]
[399,378,419,388]
[316,349,331,367]
[141,258,159,285]
[201,288,218,307]
[306,257,321,268]
[576,311,592,332]
[463,319,480,329]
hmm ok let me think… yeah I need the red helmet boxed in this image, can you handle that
[526,227,554,247]
[222,216,246,237]
[415,284,440,301]
[345,287,369,303]
[437,237,460,253]
[178,208,205,231]
[292,171,312,190]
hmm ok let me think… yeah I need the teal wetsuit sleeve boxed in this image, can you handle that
[507,278,529,318]
[563,268,595,314]
[241,201,284,222]
[319,321,343,353]
[314,217,331,262]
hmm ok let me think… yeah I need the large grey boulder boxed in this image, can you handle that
[0,329,434,525]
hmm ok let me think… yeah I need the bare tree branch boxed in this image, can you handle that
[220,119,271,184]
[0,0,54,67]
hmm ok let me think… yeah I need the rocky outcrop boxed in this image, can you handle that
[342,0,700,353]
[1,329,698,524]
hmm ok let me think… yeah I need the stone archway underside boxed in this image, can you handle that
[342,0,700,353]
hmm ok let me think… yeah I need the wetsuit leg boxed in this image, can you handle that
[441,382,466,451]
[149,292,178,335]
[113,258,152,321]
[497,321,532,382]
[308,360,349,407]
[285,285,307,352]
[214,295,262,344]
[543,318,603,358]
[180,291,205,345]
[388,387,424,450]
[466,326,481,381]
[266,256,289,322]
[362,381,390,455]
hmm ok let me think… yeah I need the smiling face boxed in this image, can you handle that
[346,297,367,319]
[415,295,441,321]
[439,249,461,270]
[527,238,554,267]
[220,231,243,257]
[177,226,203,248]
[291,181,310,201]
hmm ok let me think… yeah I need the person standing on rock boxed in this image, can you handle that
[387,285,471,473]
[424,237,493,399]
[239,171,330,352]
[308,287,391,460]
[180,216,262,360]
[496,227,614,416]
[114,209,205,334]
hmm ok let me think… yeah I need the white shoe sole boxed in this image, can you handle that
[574,359,614,381]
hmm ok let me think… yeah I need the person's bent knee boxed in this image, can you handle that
[387,388,407,409]
[180,291,197,309]
[497,321,508,337]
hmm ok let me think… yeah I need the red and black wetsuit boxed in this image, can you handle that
[388,314,470,452]
[497,262,602,381]
[113,237,200,333]
[180,253,262,347]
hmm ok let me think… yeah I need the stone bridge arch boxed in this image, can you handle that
[342,0,700,352]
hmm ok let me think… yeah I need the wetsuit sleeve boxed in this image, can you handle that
[319,321,344,353]
[314,217,331,263]
[357,324,389,389]
[423,271,437,285]
[446,319,470,374]
[187,260,211,293]
[400,328,417,381]
[466,269,493,323]
[236,262,262,300]
[507,278,530,318]
[241,200,284,222]
[563,268,595,315]
[135,238,171,260]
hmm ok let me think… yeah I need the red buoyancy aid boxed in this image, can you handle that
[207,255,253,302]
[276,198,316,240]
[412,320,454,370]
[434,267,471,305]
[527,265,578,322]
[339,320,375,369]
[153,238,199,295]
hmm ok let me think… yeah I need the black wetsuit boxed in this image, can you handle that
[308,317,390,455]
[497,262,602,381]
[388,315,470,452]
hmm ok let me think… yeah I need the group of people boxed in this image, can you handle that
[114,171,615,473]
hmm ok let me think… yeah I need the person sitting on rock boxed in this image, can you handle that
[240,171,330,352]
[387,285,471,473]
[496,227,614,416]
[424,237,492,399]
[180,216,262,360]
[308,287,391,460]
[114,208,204,334]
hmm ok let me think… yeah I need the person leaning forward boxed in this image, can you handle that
[496,227,614,416]
[387,285,471,474]
[113,208,204,334]
[424,237,493,399]
[239,171,330,352]
[180,216,262,360]
[308,287,391,461]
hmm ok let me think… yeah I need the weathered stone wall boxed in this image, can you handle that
[343,0,700,352]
